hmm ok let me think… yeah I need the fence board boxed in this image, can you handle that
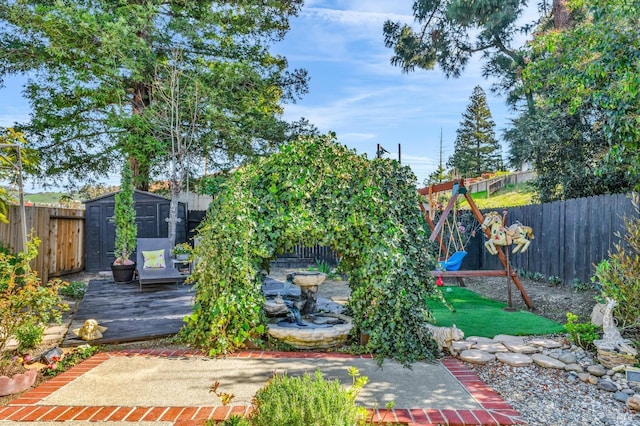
[465,193,636,285]
[0,205,85,283]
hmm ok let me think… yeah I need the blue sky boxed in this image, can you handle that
[0,0,535,191]
[274,0,534,185]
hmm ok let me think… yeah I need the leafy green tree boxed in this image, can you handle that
[0,128,39,224]
[504,106,629,202]
[0,1,307,190]
[383,0,537,111]
[523,0,640,192]
[448,86,502,177]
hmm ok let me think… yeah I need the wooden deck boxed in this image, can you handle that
[62,279,195,347]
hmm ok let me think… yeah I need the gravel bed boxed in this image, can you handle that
[469,361,640,425]
[460,277,640,425]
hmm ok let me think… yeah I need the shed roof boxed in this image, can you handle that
[83,189,173,204]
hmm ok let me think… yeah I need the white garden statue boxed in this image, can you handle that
[593,298,637,356]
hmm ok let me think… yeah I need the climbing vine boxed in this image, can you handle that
[181,134,439,365]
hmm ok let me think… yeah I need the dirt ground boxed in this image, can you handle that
[458,276,598,323]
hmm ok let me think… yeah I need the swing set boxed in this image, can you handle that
[418,179,534,310]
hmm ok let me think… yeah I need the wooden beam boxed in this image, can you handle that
[429,183,459,242]
[429,270,508,277]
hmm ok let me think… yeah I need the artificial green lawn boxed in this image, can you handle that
[426,286,565,338]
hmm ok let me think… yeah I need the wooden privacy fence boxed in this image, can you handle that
[465,193,637,285]
[0,205,85,283]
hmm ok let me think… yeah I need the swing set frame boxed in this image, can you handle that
[418,179,534,310]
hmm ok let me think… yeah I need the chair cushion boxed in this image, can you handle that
[142,249,166,268]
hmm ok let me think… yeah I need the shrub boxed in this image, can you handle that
[206,416,251,426]
[592,195,640,331]
[59,280,87,300]
[15,322,44,352]
[565,312,599,350]
[112,162,137,265]
[571,278,593,292]
[0,238,67,354]
[532,272,545,282]
[249,368,367,426]
[548,276,562,286]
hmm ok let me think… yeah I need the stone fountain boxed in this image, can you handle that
[264,271,353,349]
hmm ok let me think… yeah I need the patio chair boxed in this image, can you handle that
[136,238,186,291]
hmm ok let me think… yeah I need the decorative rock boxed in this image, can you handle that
[452,340,474,353]
[547,349,563,359]
[502,342,541,354]
[459,349,495,365]
[588,375,600,385]
[465,336,495,343]
[496,352,533,367]
[627,394,640,411]
[472,341,509,353]
[528,338,562,349]
[623,388,635,395]
[564,363,583,373]
[493,334,525,344]
[614,391,629,403]
[558,352,577,364]
[598,348,637,368]
[598,379,619,392]
[577,372,591,383]
[531,353,566,369]
[587,364,607,377]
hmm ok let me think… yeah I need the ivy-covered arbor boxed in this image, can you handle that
[181,134,439,365]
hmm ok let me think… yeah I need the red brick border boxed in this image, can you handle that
[1,350,526,425]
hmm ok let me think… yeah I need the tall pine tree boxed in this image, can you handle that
[448,86,502,177]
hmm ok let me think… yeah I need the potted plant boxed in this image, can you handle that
[111,162,138,282]
[172,242,191,261]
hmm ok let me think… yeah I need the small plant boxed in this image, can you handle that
[571,278,592,292]
[565,312,599,350]
[14,322,44,352]
[532,272,545,282]
[314,258,332,274]
[249,368,367,426]
[59,280,87,300]
[206,416,252,426]
[0,238,67,355]
[41,344,99,377]
[314,258,342,280]
[172,242,191,256]
[548,276,563,287]
[210,380,236,405]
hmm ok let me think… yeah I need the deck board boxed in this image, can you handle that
[62,279,195,347]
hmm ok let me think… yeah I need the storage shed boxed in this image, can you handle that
[84,190,187,272]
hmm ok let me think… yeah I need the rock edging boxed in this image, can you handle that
[452,334,640,412]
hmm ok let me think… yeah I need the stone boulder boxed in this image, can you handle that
[459,349,495,365]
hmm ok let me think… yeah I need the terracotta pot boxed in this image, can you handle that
[0,368,37,397]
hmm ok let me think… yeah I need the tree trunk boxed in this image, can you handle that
[129,83,152,191]
[167,179,181,249]
[552,0,573,29]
